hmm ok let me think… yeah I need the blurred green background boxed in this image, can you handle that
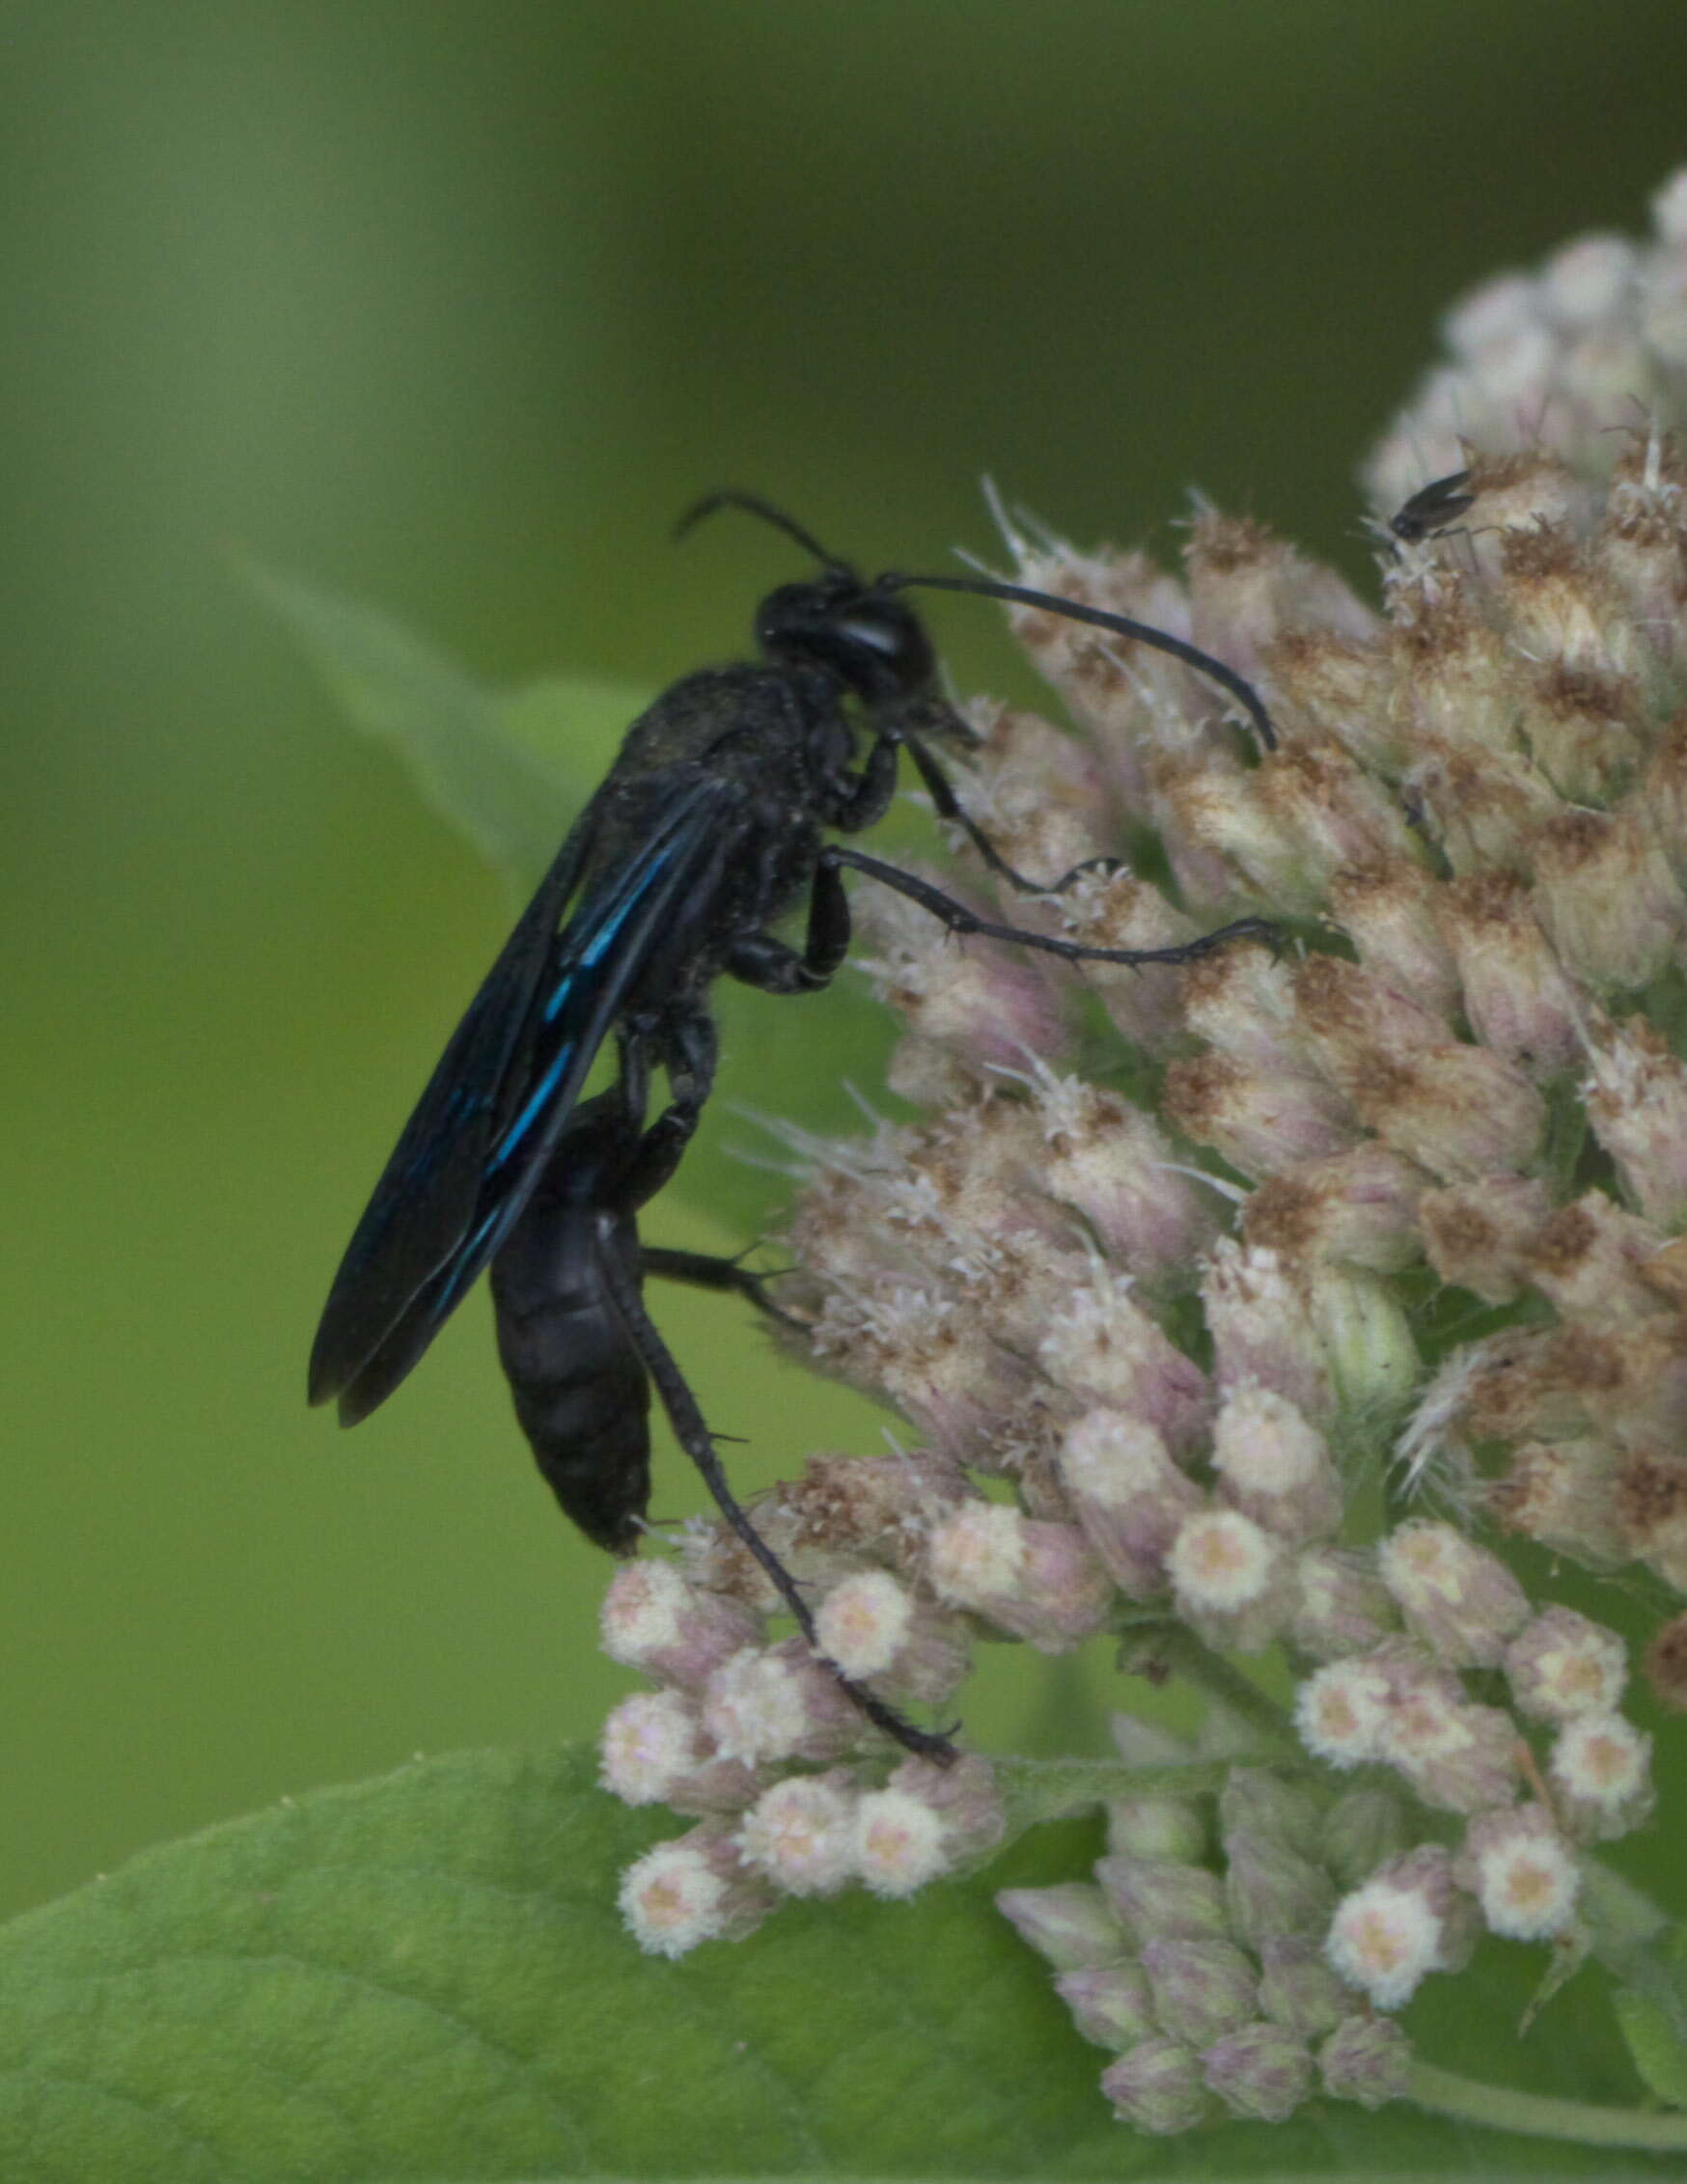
[8,1,1687,1922]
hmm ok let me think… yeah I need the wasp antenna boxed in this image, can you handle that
[879,569,1278,754]
[674,489,846,570]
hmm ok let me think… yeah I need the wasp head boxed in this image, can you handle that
[755,570,936,706]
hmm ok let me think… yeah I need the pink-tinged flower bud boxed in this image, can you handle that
[1163,1051,1359,1179]
[854,1786,952,1900]
[771,1447,970,1567]
[1026,1070,1221,1285]
[1055,1964,1158,2050]
[992,541,1190,792]
[599,1690,762,1815]
[1212,1384,1342,1541]
[950,703,1117,903]
[1159,750,1312,910]
[1643,717,1687,891]
[1254,743,1413,899]
[1341,1037,1548,1183]
[885,1033,974,1109]
[1292,1547,1397,1661]
[1526,1194,1668,1325]
[1618,1446,1687,1590]
[1201,2022,1316,2122]
[1324,1847,1472,2009]
[1495,522,1636,680]
[1379,1669,1522,1815]
[954,1229,1101,1356]
[599,1562,764,1689]
[1107,1792,1208,1866]
[925,1502,1115,1650]
[812,1569,969,1705]
[1418,1175,1551,1304]
[1327,857,1461,1016]
[1223,1828,1337,1947]
[1437,870,1582,1079]
[1106,1718,1210,1863]
[1269,622,1399,767]
[1548,1711,1654,1840]
[1458,1805,1580,1940]
[1646,1609,1687,1712]
[1320,1788,1415,1891]
[1186,508,1378,667]
[1504,1607,1627,1722]
[1057,1409,1203,1597]
[1038,1267,1213,1452]
[852,872,1068,1072]
[1100,2036,1215,2135]
[855,1755,1004,1897]
[1180,940,1314,1073]
[1542,229,1639,322]
[1533,806,1683,993]
[1518,662,1648,811]
[1202,1240,1336,1425]
[1167,1508,1294,1653]
[1460,1321,1687,1451]
[1491,1437,1628,1566]
[1293,953,1453,1075]
[1377,1519,1531,1668]
[735,1771,860,1898]
[1243,1143,1429,1276]
[1584,1012,1687,1230]
[894,1752,1005,1859]
[821,1283,1040,1467]
[701,1640,861,1766]
[1606,508,1687,691]
[1409,736,1563,875]
[1095,1853,1230,1945]
[1294,1656,1395,1769]
[997,1883,1126,1971]
[1256,1936,1351,2037]
[1317,2014,1413,2108]
[1054,867,1207,1053]
[1217,1766,1327,1846]
[1139,1938,1259,2046]
[618,1826,777,1957]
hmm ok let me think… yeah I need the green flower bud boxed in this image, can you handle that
[1202,2022,1316,2122]
[1101,2037,1215,2135]
[1139,1938,1258,2045]
[1317,2013,1413,2108]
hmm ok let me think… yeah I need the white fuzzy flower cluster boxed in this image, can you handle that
[597,174,1687,2129]
[602,1555,1004,1955]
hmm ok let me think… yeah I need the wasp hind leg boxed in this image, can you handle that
[597,1244,957,1764]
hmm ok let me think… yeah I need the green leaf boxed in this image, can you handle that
[249,563,615,893]
[1614,1986,1687,2111]
[1612,1923,1687,2111]
[0,1748,1671,2183]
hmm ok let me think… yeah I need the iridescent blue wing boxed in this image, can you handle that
[309,775,733,1422]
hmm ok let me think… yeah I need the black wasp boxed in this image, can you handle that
[309,491,1280,1755]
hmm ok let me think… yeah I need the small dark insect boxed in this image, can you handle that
[308,492,1280,1752]
[1389,468,1476,545]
